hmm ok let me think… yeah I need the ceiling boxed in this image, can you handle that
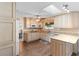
[16,2,79,18]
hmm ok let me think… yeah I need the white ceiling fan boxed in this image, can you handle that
[62,4,70,13]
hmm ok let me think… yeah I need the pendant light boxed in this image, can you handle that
[35,15,40,22]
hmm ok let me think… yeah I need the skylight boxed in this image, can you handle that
[43,5,62,15]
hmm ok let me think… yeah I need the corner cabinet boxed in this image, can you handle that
[54,13,79,28]
[0,2,16,56]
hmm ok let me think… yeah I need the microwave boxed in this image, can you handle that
[31,24,37,28]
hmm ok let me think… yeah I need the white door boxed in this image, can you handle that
[0,2,16,56]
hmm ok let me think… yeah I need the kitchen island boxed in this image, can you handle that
[50,33,79,56]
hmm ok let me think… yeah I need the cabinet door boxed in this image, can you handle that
[27,33,32,42]
[40,33,48,40]
[54,40,64,56]
[0,3,16,56]
[62,42,66,56]
[31,33,37,41]
[65,42,73,56]
[24,32,28,42]
[51,39,56,56]
[51,39,65,56]
[71,13,79,28]
[27,33,40,42]
[62,14,72,28]
[36,33,40,40]
[54,14,72,28]
[54,16,61,28]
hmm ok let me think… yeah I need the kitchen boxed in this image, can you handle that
[16,2,79,56]
[0,2,79,56]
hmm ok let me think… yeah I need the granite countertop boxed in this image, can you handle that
[50,28,79,44]
[51,34,79,44]
[23,29,49,33]
[52,28,79,36]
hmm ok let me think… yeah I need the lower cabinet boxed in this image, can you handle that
[51,39,73,56]
[24,32,40,42]
[40,33,47,40]
[24,32,50,42]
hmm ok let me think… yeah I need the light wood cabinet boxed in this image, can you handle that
[54,13,79,28]
[40,33,47,40]
[24,32,49,42]
[40,33,50,42]
[23,17,54,29]
[51,39,64,56]
[54,14,72,28]
[23,17,43,29]
[51,39,73,56]
[71,13,79,28]
[24,32,40,42]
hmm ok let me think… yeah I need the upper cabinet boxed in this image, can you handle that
[23,17,54,29]
[43,17,54,29]
[71,13,79,28]
[0,2,13,18]
[54,13,79,28]
[23,17,43,29]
